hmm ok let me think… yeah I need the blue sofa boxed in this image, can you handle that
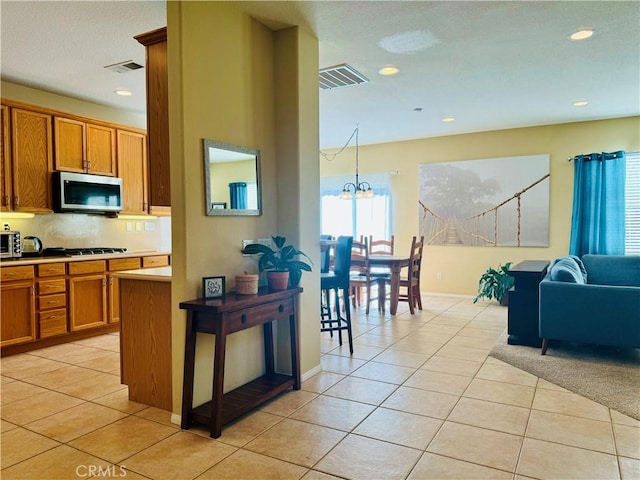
[539,254,640,354]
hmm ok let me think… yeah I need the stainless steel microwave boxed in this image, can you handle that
[53,171,123,214]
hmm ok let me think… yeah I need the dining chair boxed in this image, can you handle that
[320,234,334,273]
[368,235,395,311]
[349,239,374,314]
[397,236,425,314]
[320,236,354,354]
[369,235,395,255]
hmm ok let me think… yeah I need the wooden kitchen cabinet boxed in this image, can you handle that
[1,104,11,211]
[10,108,53,212]
[54,116,116,176]
[135,27,171,215]
[107,257,141,324]
[1,266,36,347]
[68,260,108,331]
[117,129,148,215]
[36,262,67,338]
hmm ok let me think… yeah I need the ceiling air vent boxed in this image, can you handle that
[104,60,144,74]
[319,63,369,90]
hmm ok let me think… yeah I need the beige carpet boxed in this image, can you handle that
[489,335,640,420]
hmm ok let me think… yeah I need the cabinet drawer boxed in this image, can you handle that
[39,309,67,338]
[1,265,34,282]
[109,257,141,271]
[38,279,66,295]
[142,255,169,268]
[38,293,66,310]
[68,260,106,275]
[225,298,294,334]
[37,263,66,277]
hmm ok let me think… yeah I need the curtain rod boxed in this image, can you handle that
[566,150,633,162]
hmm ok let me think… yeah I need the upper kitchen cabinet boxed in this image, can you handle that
[54,116,116,176]
[0,104,11,211]
[135,27,170,216]
[117,129,148,215]
[10,108,53,213]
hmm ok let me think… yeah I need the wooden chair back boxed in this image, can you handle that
[369,235,394,255]
[407,236,425,282]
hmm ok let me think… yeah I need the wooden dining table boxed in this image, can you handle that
[368,254,410,315]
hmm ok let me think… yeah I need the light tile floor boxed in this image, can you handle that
[1,294,639,479]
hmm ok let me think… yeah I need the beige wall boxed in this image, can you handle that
[168,2,320,414]
[320,116,640,295]
[1,80,146,129]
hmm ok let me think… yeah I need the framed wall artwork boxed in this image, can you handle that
[202,276,226,299]
[419,154,550,247]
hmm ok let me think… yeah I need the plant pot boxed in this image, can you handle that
[267,271,289,290]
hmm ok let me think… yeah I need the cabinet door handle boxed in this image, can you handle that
[13,196,19,207]
[49,315,60,319]
[241,314,247,324]
[6,272,16,277]
[278,304,284,313]
[3,195,9,207]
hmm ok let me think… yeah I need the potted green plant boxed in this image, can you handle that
[473,262,514,305]
[242,236,312,290]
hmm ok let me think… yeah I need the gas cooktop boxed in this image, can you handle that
[42,247,127,257]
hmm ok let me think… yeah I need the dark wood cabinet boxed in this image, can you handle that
[179,287,302,438]
[507,260,549,347]
[135,27,170,215]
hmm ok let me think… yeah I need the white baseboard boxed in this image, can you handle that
[302,363,322,382]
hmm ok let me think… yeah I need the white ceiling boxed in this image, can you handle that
[1,1,638,148]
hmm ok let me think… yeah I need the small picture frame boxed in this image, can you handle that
[202,276,225,299]
[211,202,227,210]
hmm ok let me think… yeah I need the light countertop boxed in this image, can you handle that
[113,266,172,282]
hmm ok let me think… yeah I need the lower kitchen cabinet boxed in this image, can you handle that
[1,254,171,356]
[1,266,36,347]
[37,262,67,338]
[68,260,108,331]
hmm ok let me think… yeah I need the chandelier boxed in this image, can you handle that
[339,127,374,199]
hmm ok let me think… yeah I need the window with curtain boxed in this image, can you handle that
[625,151,640,255]
[320,174,392,239]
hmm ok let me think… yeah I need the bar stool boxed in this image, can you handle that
[320,236,354,354]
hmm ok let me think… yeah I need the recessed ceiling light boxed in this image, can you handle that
[442,116,455,123]
[378,65,399,76]
[114,89,133,96]
[572,100,588,107]
[570,29,595,41]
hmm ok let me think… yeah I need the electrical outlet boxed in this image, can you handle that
[257,238,272,248]
[436,272,443,280]
[126,222,132,232]
[242,240,253,256]
[144,222,155,231]
[135,222,142,232]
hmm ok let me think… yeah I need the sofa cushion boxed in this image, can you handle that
[549,256,586,284]
[582,254,640,287]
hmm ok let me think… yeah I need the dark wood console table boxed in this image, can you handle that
[179,287,302,438]
[507,260,549,347]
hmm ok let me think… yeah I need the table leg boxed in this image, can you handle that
[180,311,196,430]
[263,321,274,378]
[211,327,227,438]
[289,307,301,389]
[389,264,402,315]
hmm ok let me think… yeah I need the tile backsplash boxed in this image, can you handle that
[2,214,171,253]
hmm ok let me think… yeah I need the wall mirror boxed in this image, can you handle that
[203,139,262,216]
